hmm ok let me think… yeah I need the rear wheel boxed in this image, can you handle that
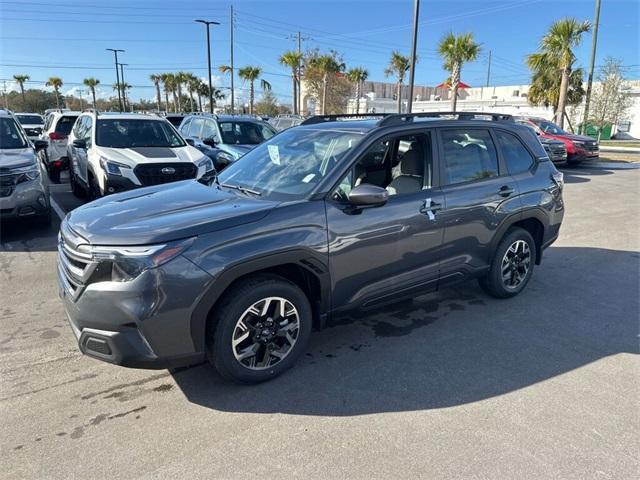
[208,274,312,384]
[479,227,536,298]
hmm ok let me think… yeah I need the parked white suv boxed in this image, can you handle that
[66,111,214,199]
[39,110,81,182]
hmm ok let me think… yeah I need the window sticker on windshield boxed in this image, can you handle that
[302,173,315,183]
[268,145,281,165]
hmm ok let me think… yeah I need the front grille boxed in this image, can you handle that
[0,171,18,198]
[134,163,197,186]
[57,222,97,301]
[585,141,599,152]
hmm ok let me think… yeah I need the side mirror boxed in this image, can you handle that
[348,183,389,207]
[33,139,48,152]
[185,138,195,146]
[72,139,87,149]
[203,136,217,147]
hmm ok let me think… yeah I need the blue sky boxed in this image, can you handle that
[1,0,638,106]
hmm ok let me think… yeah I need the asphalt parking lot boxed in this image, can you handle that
[1,164,639,479]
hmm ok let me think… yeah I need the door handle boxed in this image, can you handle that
[498,185,515,197]
[420,198,442,221]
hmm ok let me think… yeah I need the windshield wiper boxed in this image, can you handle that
[221,182,261,196]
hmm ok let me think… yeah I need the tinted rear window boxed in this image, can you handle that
[441,129,499,185]
[165,116,184,128]
[55,116,79,135]
[16,115,43,125]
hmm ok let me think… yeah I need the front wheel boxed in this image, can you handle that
[479,227,536,298]
[208,275,312,383]
[69,169,85,198]
[88,175,102,201]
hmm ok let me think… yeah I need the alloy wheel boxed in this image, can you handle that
[231,297,300,370]
[501,240,531,289]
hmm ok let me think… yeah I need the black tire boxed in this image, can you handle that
[88,174,102,201]
[208,274,312,384]
[37,209,51,226]
[69,170,85,198]
[479,227,536,299]
[48,168,61,184]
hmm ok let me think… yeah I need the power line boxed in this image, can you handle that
[0,0,227,11]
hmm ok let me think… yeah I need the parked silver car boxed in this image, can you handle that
[0,110,51,224]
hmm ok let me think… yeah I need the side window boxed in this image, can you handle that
[495,130,534,174]
[332,133,431,201]
[201,120,219,142]
[83,117,93,145]
[179,118,191,136]
[261,124,275,139]
[440,129,499,185]
[73,116,84,137]
[188,118,204,138]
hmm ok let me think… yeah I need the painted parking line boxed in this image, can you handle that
[50,195,66,221]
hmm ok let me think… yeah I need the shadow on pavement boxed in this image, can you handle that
[0,217,60,252]
[172,246,638,416]
[560,165,615,184]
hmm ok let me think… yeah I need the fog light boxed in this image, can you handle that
[108,186,115,193]
[18,206,35,216]
[37,195,47,207]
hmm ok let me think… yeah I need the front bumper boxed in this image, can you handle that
[57,246,213,369]
[0,180,50,219]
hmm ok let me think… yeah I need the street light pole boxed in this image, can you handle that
[119,63,128,111]
[407,0,420,114]
[195,19,220,114]
[230,6,235,114]
[106,48,124,112]
[582,0,602,134]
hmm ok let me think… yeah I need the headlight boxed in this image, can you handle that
[14,165,40,184]
[87,237,196,282]
[99,157,131,176]
[217,151,235,164]
[197,157,214,172]
[572,141,585,147]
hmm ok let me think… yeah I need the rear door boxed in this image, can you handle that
[436,127,520,283]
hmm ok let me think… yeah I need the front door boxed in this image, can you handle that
[326,131,445,311]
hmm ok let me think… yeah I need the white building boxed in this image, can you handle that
[345,80,640,139]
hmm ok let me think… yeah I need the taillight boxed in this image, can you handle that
[49,132,67,140]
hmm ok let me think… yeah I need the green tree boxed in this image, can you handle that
[254,90,282,117]
[13,74,30,105]
[45,76,63,109]
[184,73,199,112]
[588,57,633,136]
[238,66,271,115]
[279,50,303,114]
[384,52,411,113]
[437,33,480,112]
[528,18,590,127]
[161,73,177,112]
[527,52,585,113]
[149,74,162,112]
[308,54,345,115]
[175,72,190,112]
[304,50,349,115]
[83,78,100,109]
[346,67,369,114]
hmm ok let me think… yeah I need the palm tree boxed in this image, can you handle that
[161,73,178,112]
[175,71,189,112]
[309,55,343,115]
[346,67,369,114]
[45,76,63,109]
[185,73,199,112]
[219,65,234,111]
[83,78,100,109]
[13,74,29,105]
[149,74,162,112]
[437,32,481,112]
[384,52,411,113]
[113,83,131,110]
[279,51,303,114]
[238,66,271,115]
[529,18,590,128]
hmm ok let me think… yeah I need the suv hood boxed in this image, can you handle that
[66,181,277,245]
[97,145,204,166]
[0,148,36,169]
[220,144,254,159]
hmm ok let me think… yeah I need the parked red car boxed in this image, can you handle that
[516,117,599,164]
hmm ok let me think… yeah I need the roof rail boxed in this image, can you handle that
[377,111,514,127]
[301,113,390,126]
[189,112,217,118]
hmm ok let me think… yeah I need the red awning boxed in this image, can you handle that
[436,80,471,89]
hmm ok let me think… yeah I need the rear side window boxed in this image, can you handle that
[201,120,219,142]
[188,118,204,138]
[179,118,192,135]
[495,130,534,174]
[440,129,499,185]
[55,116,78,135]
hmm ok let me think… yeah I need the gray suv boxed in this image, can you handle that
[58,112,564,384]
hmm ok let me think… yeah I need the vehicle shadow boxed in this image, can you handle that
[0,217,60,252]
[559,165,614,184]
[172,246,638,416]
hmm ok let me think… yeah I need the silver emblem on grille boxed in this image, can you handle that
[161,167,176,175]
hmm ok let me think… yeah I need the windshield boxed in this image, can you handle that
[218,121,275,145]
[0,117,29,150]
[217,127,364,200]
[96,119,186,148]
[16,115,43,125]
[533,119,567,135]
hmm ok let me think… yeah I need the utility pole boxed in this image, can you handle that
[486,50,492,87]
[2,81,8,109]
[288,31,308,114]
[582,0,602,134]
[106,48,124,112]
[119,63,128,111]
[230,6,235,114]
[407,0,420,113]
[196,19,220,114]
